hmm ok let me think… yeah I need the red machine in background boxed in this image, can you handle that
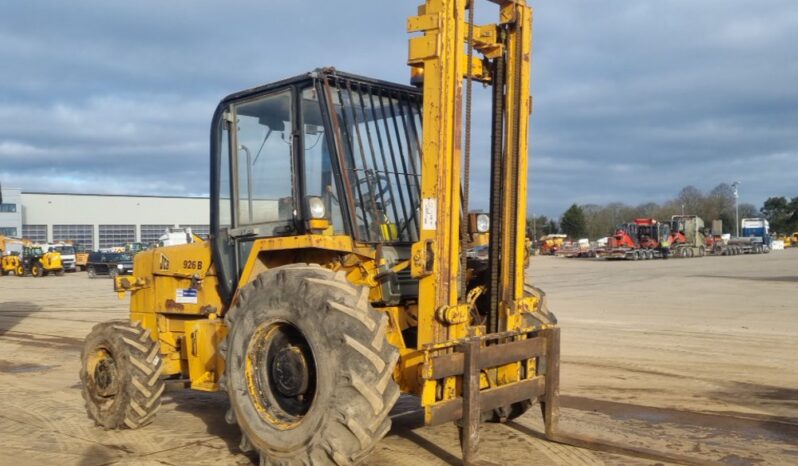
[600,218,669,260]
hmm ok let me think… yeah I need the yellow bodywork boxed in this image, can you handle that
[115,0,551,429]
[118,232,543,405]
[40,251,63,272]
[76,252,89,268]
[1,236,27,275]
[116,233,426,390]
[1,255,21,275]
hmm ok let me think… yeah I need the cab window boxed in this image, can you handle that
[233,90,295,233]
[301,87,345,234]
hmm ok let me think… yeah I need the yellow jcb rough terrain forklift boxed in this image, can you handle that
[9,245,64,277]
[79,1,560,464]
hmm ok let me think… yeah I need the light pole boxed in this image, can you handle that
[731,181,740,237]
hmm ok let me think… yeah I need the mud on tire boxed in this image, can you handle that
[221,264,399,466]
[80,320,165,429]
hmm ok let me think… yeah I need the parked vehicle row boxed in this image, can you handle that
[549,216,773,261]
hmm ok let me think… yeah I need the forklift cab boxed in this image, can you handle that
[210,69,424,302]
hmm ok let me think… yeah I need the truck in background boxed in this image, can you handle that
[555,238,596,258]
[597,218,669,260]
[44,243,77,272]
[706,219,769,255]
[667,215,707,258]
[741,218,772,252]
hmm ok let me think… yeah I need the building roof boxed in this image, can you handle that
[22,191,209,200]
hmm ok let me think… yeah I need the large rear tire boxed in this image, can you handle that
[221,264,399,466]
[80,321,164,429]
[31,262,43,277]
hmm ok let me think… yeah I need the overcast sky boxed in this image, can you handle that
[1,0,796,217]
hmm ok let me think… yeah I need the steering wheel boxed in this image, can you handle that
[354,173,394,217]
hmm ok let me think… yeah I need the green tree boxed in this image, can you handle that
[543,219,559,235]
[737,203,758,221]
[560,204,587,238]
[677,185,705,216]
[788,198,798,233]
[526,215,549,240]
[761,197,791,233]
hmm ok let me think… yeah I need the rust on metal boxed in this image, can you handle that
[425,336,545,379]
[427,376,544,425]
[165,299,185,311]
[542,327,560,438]
[459,337,481,465]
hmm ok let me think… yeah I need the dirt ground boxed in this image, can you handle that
[0,250,796,466]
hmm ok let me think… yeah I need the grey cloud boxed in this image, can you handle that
[1,1,796,218]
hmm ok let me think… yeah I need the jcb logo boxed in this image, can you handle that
[159,254,170,271]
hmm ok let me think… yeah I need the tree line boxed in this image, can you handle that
[528,183,766,240]
[760,197,798,235]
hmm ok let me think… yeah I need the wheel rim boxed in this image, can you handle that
[246,321,317,430]
[87,348,119,402]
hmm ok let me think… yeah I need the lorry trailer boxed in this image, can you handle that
[597,219,667,260]
[706,219,769,255]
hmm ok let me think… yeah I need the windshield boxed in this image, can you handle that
[107,253,132,262]
[324,77,422,243]
[55,246,75,254]
[233,90,295,234]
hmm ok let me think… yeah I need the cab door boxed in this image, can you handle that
[211,88,298,301]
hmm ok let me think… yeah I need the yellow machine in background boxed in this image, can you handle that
[80,2,559,464]
[2,245,64,277]
[75,250,90,271]
[1,236,24,276]
[539,234,567,255]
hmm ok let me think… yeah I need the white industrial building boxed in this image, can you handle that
[0,187,210,250]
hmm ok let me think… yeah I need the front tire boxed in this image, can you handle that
[31,262,43,277]
[80,321,164,429]
[221,264,399,466]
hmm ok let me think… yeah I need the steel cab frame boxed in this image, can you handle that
[199,0,559,432]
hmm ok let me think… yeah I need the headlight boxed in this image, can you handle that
[476,213,490,233]
[306,196,326,219]
[117,264,124,270]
